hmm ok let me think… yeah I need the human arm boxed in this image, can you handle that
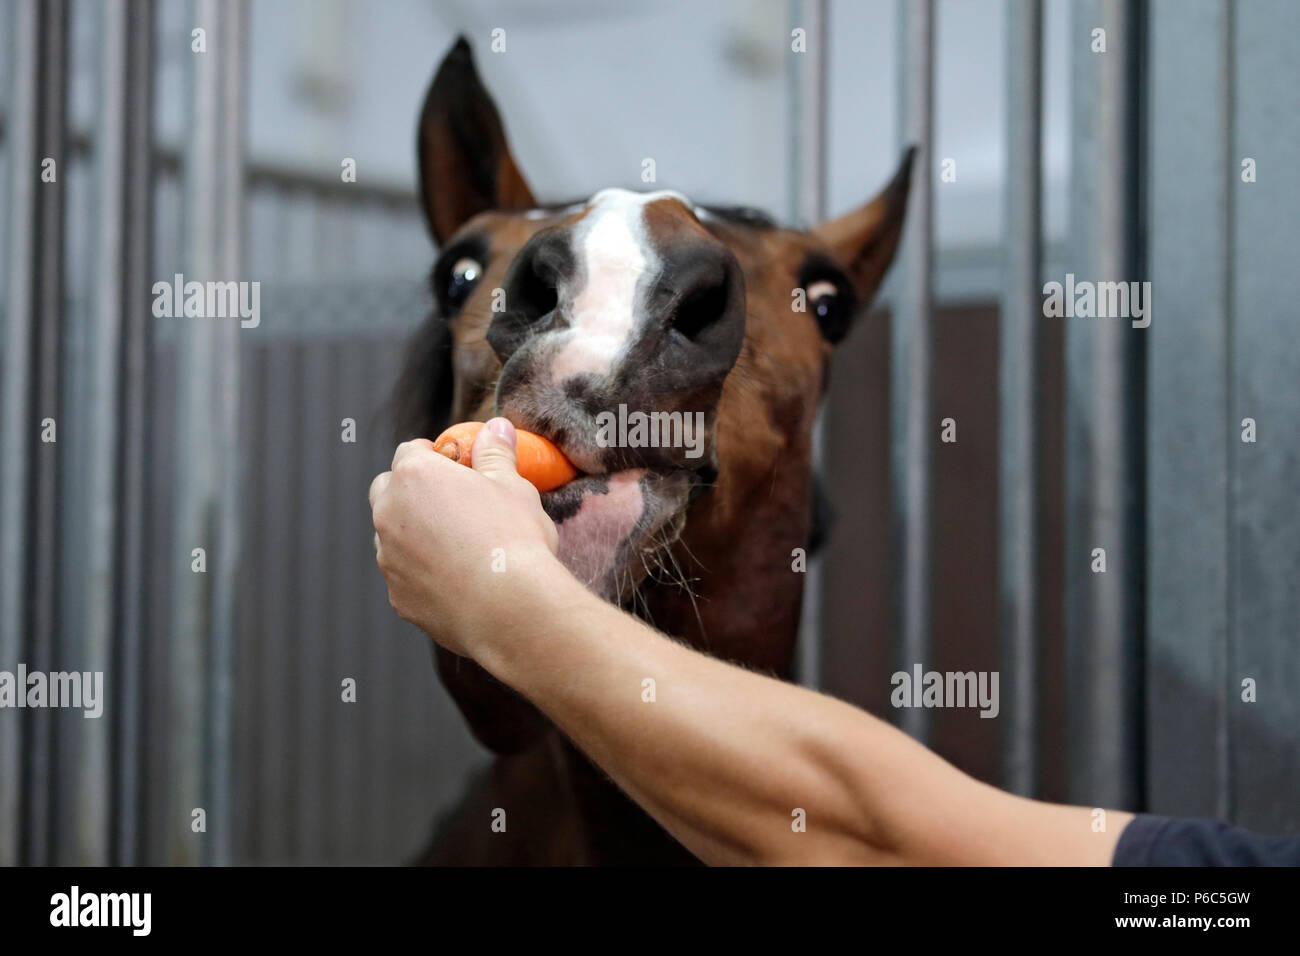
[369,420,1132,865]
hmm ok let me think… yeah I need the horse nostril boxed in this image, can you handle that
[670,278,729,342]
[515,258,560,324]
[489,231,574,361]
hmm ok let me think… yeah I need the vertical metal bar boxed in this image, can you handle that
[1065,0,1144,810]
[112,0,156,867]
[142,170,182,865]
[790,0,828,227]
[209,0,247,869]
[0,0,43,867]
[333,339,366,862]
[231,342,267,864]
[256,318,300,863]
[76,0,135,866]
[1226,0,1300,831]
[169,0,245,866]
[296,336,331,862]
[894,0,935,741]
[1146,0,1232,824]
[21,0,69,867]
[790,0,828,689]
[1000,0,1043,798]
[363,340,390,861]
[1212,0,1234,828]
[168,0,215,866]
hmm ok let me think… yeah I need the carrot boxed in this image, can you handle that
[432,421,579,492]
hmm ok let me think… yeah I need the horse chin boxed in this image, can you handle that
[541,468,693,602]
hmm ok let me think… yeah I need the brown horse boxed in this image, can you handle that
[395,38,913,865]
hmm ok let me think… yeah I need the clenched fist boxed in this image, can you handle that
[369,417,560,656]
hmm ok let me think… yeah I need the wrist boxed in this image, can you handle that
[462,546,587,679]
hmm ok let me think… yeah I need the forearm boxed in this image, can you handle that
[469,557,1127,865]
[474,563,887,863]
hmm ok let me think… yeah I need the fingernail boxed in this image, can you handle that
[486,417,516,446]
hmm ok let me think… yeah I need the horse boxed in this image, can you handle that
[395,37,913,865]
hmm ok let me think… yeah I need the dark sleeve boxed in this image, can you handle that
[1113,814,1300,866]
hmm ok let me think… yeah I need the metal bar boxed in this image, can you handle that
[169,0,246,866]
[332,340,367,862]
[1000,0,1043,798]
[75,0,136,866]
[208,0,247,869]
[258,341,299,863]
[141,174,182,865]
[1226,0,1300,831]
[230,342,262,863]
[0,122,415,207]
[1213,0,1235,830]
[790,0,828,689]
[318,339,346,863]
[1145,0,1233,823]
[0,0,44,867]
[246,160,414,208]
[1064,0,1144,810]
[296,338,332,861]
[363,340,390,860]
[894,0,935,742]
[111,0,156,867]
[168,0,218,865]
[24,0,70,867]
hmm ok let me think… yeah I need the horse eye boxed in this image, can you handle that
[446,257,483,309]
[806,279,839,321]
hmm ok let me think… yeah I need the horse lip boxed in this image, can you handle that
[495,409,716,481]
[541,466,696,601]
[495,413,718,511]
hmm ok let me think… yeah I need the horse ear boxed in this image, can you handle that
[417,37,536,244]
[813,146,915,314]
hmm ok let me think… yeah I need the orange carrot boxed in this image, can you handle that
[432,421,579,492]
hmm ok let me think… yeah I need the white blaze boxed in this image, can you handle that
[551,188,690,382]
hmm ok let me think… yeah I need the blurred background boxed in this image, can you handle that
[0,0,1296,865]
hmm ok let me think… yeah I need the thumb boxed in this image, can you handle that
[472,417,520,482]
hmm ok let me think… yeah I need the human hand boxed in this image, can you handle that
[369,417,560,656]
